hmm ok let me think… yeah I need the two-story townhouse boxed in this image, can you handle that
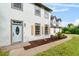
[50,16,62,36]
[0,3,52,50]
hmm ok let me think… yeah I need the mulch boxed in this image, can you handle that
[24,35,67,50]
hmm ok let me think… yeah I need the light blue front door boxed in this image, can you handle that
[12,20,23,44]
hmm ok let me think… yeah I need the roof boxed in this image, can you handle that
[51,16,55,19]
[51,16,62,22]
[57,18,62,22]
[33,3,52,12]
[51,16,57,20]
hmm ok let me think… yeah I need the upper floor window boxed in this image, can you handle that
[35,6,41,16]
[44,11,49,19]
[11,3,23,11]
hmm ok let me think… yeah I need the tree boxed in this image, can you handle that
[62,27,68,33]
[67,23,74,29]
[62,23,79,34]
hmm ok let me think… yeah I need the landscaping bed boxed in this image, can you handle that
[24,35,67,50]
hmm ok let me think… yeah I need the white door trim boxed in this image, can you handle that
[11,20,23,44]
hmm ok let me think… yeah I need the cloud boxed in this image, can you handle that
[44,3,79,12]
[44,4,69,12]
[61,21,67,27]
[74,19,79,26]
[53,8,69,12]
[62,21,73,27]
[50,3,79,7]
[46,6,69,12]
[63,18,79,26]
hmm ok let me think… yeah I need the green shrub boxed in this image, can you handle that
[56,32,66,39]
[75,29,79,34]
[62,27,68,33]
[62,24,79,34]
[64,31,71,34]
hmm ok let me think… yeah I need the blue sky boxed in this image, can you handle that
[44,3,79,27]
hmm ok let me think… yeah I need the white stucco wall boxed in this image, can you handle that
[0,3,51,47]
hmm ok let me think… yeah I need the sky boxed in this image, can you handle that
[44,3,79,27]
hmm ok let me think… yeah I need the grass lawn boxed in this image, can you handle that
[0,51,9,56]
[35,36,79,56]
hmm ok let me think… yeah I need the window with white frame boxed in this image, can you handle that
[45,25,49,35]
[35,6,41,16]
[11,3,23,11]
[35,23,40,35]
[44,11,49,19]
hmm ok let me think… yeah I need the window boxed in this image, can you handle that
[35,23,40,35]
[35,6,41,16]
[16,26,20,35]
[44,11,49,19]
[45,25,49,35]
[11,3,23,11]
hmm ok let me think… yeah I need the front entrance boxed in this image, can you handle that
[11,20,23,44]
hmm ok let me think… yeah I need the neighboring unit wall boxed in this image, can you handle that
[0,3,51,47]
[50,28,56,36]
[50,16,62,36]
[50,28,61,36]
